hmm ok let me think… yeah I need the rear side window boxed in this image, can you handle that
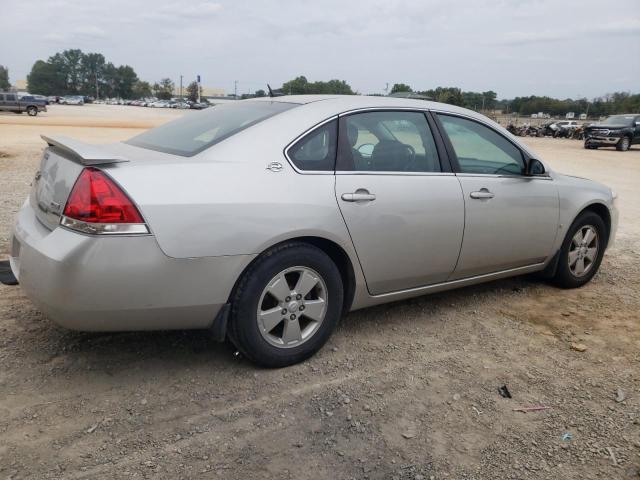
[127,101,297,156]
[6,94,16,101]
[287,119,337,171]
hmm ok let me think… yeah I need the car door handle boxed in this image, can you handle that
[469,189,495,199]
[341,192,376,202]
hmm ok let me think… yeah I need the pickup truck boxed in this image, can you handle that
[0,92,47,116]
[585,114,640,151]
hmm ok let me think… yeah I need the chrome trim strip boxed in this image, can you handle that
[337,106,429,116]
[60,216,150,235]
[455,173,553,180]
[335,171,454,177]
[371,262,546,299]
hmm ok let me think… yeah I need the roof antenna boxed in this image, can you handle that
[267,84,274,98]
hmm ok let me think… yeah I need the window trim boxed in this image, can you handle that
[283,115,339,175]
[335,108,448,175]
[431,111,550,179]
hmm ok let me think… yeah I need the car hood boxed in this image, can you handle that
[586,124,629,129]
[553,172,613,197]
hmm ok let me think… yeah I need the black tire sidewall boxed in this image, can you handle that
[229,243,343,367]
[554,211,607,288]
[27,107,37,116]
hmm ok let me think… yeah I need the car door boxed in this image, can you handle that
[435,113,560,280]
[334,110,464,295]
[4,93,17,110]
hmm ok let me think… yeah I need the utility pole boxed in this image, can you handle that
[384,83,389,95]
[234,80,238,99]
[197,75,201,103]
[180,75,183,100]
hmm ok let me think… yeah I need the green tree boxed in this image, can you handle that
[390,83,412,94]
[27,60,66,95]
[280,76,355,95]
[49,49,84,93]
[154,78,174,100]
[254,89,266,97]
[80,53,105,98]
[186,81,199,102]
[115,65,138,98]
[132,80,152,99]
[0,65,10,90]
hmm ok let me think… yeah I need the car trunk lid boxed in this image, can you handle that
[31,136,130,230]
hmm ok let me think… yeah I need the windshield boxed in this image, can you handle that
[602,115,635,126]
[127,101,298,156]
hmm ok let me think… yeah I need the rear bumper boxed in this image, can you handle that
[10,198,254,331]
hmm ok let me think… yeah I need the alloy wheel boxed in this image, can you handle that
[568,225,599,277]
[256,266,327,348]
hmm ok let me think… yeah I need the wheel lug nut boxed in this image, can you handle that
[290,314,296,320]
[281,309,287,315]
[285,296,291,302]
[299,305,305,311]
[296,294,302,300]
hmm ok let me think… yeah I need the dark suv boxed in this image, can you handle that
[584,114,640,151]
[0,92,47,116]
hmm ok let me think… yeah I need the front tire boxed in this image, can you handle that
[616,136,630,151]
[228,242,343,367]
[26,106,38,116]
[552,211,606,289]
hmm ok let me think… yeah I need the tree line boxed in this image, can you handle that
[499,93,640,117]
[24,49,179,100]
[8,53,640,115]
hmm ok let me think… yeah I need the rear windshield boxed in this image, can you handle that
[126,101,298,156]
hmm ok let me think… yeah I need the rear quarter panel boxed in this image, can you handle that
[104,104,357,260]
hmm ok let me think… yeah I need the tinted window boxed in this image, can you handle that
[337,111,440,172]
[288,119,337,171]
[438,114,524,175]
[127,101,297,156]
[6,94,16,102]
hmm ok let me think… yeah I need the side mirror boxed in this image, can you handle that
[635,121,640,127]
[525,158,546,176]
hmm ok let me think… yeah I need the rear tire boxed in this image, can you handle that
[228,242,343,367]
[616,136,630,151]
[551,211,606,289]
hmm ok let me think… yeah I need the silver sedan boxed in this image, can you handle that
[9,96,618,366]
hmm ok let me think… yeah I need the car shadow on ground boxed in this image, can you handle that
[15,274,536,376]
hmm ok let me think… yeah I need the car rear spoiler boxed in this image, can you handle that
[41,135,129,165]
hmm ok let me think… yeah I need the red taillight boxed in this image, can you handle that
[63,168,144,224]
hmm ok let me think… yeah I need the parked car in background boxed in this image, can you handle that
[60,96,85,105]
[9,96,618,367]
[19,94,49,105]
[584,114,640,151]
[0,92,47,116]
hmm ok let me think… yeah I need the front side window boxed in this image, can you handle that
[127,101,298,156]
[337,111,440,172]
[287,119,337,171]
[437,114,524,175]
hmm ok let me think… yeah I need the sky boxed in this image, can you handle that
[1,0,639,99]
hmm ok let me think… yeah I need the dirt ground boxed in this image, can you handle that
[0,105,638,480]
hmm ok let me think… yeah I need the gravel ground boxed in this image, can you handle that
[0,105,639,479]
